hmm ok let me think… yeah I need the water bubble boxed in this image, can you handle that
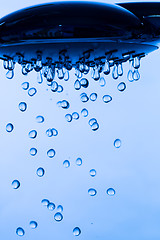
[72,112,79,120]
[91,122,99,131]
[36,167,45,177]
[88,188,97,196]
[63,160,70,168]
[73,227,81,236]
[88,118,97,126]
[41,199,49,207]
[81,108,88,117]
[54,212,63,222]
[30,221,38,229]
[90,93,97,102]
[57,205,63,212]
[107,188,116,196]
[21,82,29,90]
[99,77,106,87]
[51,81,58,92]
[80,93,89,103]
[61,100,70,109]
[74,80,81,90]
[114,139,121,148]
[30,148,37,156]
[47,149,56,158]
[65,114,72,122]
[6,123,14,132]
[57,85,63,93]
[18,102,27,112]
[102,95,112,103]
[89,169,96,177]
[117,82,126,92]
[28,130,37,139]
[47,202,55,211]
[12,180,20,189]
[76,158,82,166]
[36,115,44,123]
[46,128,53,137]
[16,227,25,236]
[28,87,37,97]
[80,78,89,88]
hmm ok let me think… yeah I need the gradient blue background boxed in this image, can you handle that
[0,0,160,239]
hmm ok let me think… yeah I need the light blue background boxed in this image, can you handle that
[0,0,160,239]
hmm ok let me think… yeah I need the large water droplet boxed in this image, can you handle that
[63,160,70,168]
[57,205,63,212]
[80,93,89,103]
[21,82,29,90]
[12,180,20,189]
[36,167,45,177]
[89,169,96,177]
[6,123,14,132]
[88,188,97,196]
[18,102,27,112]
[48,202,55,211]
[51,81,58,92]
[36,115,44,123]
[117,82,126,92]
[61,100,70,109]
[16,227,25,236]
[30,221,38,229]
[102,95,112,103]
[73,227,81,236]
[80,78,89,88]
[76,158,82,166]
[41,199,49,207]
[74,80,81,90]
[30,148,37,156]
[28,88,37,97]
[81,108,88,117]
[99,77,106,87]
[47,149,56,158]
[72,112,79,120]
[54,212,63,222]
[107,188,116,196]
[114,139,121,148]
[65,114,72,122]
[90,93,97,102]
[28,130,37,139]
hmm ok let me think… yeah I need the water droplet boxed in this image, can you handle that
[117,63,123,76]
[21,82,29,90]
[93,65,100,80]
[18,102,27,112]
[48,202,55,211]
[74,80,81,90]
[12,180,20,189]
[36,115,44,123]
[89,169,96,177]
[76,158,82,166]
[61,100,70,109]
[63,160,70,168]
[99,77,106,87]
[47,149,56,158]
[36,167,45,177]
[107,188,116,196]
[80,78,89,88]
[73,227,81,236]
[72,112,79,120]
[127,70,134,82]
[91,122,99,131]
[112,64,118,80]
[114,139,121,148]
[88,118,97,126]
[57,205,63,212]
[80,93,89,103]
[102,95,112,103]
[6,69,14,79]
[57,68,64,79]
[133,56,140,69]
[64,69,69,81]
[65,114,72,122]
[30,148,37,156]
[57,85,63,93]
[28,130,37,139]
[88,188,97,196]
[117,82,126,92]
[41,199,49,207]
[52,128,58,136]
[30,221,38,229]
[81,108,88,117]
[6,123,14,132]
[46,128,53,137]
[54,212,63,222]
[90,93,97,101]
[28,88,37,97]
[103,59,110,75]
[51,81,58,92]
[16,227,25,236]
[133,69,140,81]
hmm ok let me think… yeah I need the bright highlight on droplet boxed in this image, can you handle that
[88,188,97,196]
[12,180,20,189]
[18,102,27,112]
[89,169,96,177]
[114,139,121,148]
[36,167,45,177]
[28,130,37,139]
[30,221,38,229]
[106,188,116,196]
[73,227,81,236]
[54,212,63,222]
[6,123,14,132]
[16,227,25,236]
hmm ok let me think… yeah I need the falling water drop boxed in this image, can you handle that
[48,202,56,211]
[16,227,25,236]
[52,128,58,136]
[30,148,37,156]
[91,122,99,131]
[6,70,14,79]
[112,64,118,80]
[80,78,89,88]
[36,167,45,177]
[76,158,82,166]
[18,102,27,112]
[88,118,97,126]
[117,63,123,76]
[57,85,63,93]
[46,128,53,137]
[81,108,88,117]
[93,65,100,80]
[6,123,14,132]
[88,188,97,196]
[30,221,38,229]
[127,60,134,82]
[114,139,121,148]
[12,180,20,189]
[103,59,110,75]
[72,112,79,120]
[41,199,49,207]
[28,130,37,139]
[54,212,63,222]
[47,149,56,158]
[99,77,106,87]
[133,69,140,81]
[61,100,70,109]
[51,81,58,92]
[107,188,116,196]
[36,115,44,123]
[102,95,112,103]
[28,87,37,97]
[65,114,72,122]
[21,82,29,90]
[117,82,126,92]
[133,56,140,69]
[63,160,70,168]
[80,93,89,103]
[90,93,97,102]
[89,169,96,177]
[74,80,81,90]
[73,227,81,236]
[37,71,43,84]
[57,205,63,212]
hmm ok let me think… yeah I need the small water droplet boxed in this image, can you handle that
[88,188,97,196]
[36,115,44,123]
[54,212,63,222]
[81,108,88,117]
[89,169,96,177]
[52,128,58,136]
[30,148,37,156]
[99,77,106,87]
[80,93,89,103]
[102,95,112,103]
[28,88,37,97]
[133,56,140,69]
[51,81,58,92]
[57,205,63,212]
[47,149,56,158]
[6,123,14,132]
[103,60,110,75]
[16,227,25,236]
[74,80,81,90]
[73,227,81,236]
[91,122,99,131]
[133,69,140,81]
[12,180,20,189]
[90,93,97,101]
[48,202,55,211]
[88,118,97,126]
[107,188,116,196]
[65,114,72,122]
[30,221,38,229]
[6,69,14,79]
[80,78,89,88]
[21,82,29,90]
[127,70,134,82]
[37,71,43,84]
[117,82,126,92]
[18,102,27,112]
[76,158,82,166]
[46,128,53,137]
[72,112,79,120]
[114,139,121,148]
[112,64,118,80]
[61,100,70,109]
[63,160,70,168]
[41,199,49,207]
[57,85,63,93]
[36,167,45,177]
[28,130,37,139]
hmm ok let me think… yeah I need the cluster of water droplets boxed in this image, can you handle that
[41,199,63,222]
